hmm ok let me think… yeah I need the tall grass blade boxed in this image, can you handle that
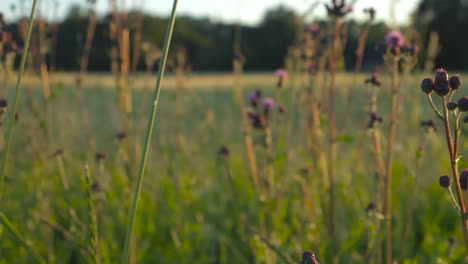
[0,212,47,264]
[0,0,38,199]
[120,1,178,263]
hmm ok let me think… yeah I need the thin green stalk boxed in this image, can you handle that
[0,0,38,199]
[384,57,399,264]
[84,165,99,264]
[0,212,47,264]
[120,1,178,263]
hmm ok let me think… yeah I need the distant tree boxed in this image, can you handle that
[413,0,468,69]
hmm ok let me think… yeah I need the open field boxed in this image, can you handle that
[1,71,468,263]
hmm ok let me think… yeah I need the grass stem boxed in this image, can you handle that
[120,1,178,263]
[0,0,38,199]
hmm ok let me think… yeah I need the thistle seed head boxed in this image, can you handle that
[457,97,468,112]
[439,175,451,188]
[420,78,434,94]
[433,69,450,96]
[447,102,458,111]
[450,75,462,90]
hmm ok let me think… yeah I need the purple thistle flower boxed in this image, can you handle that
[433,68,450,96]
[263,98,275,113]
[247,111,262,129]
[276,69,288,79]
[276,69,288,88]
[306,23,320,34]
[385,31,405,49]
[247,91,260,107]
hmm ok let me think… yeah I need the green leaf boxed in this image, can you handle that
[0,212,46,264]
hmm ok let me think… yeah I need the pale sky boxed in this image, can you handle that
[0,0,420,25]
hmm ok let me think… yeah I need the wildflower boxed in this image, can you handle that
[300,250,320,264]
[420,77,434,94]
[433,69,450,96]
[447,102,458,111]
[247,90,261,107]
[278,105,286,114]
[91,181,100,192]
[115,131,127,141]
[366,202,376,213]
[363,7,376,21]
[386,30,405,51]
[233,51,245,65]
[52,148,63,158]
[450,75,462,90]
[306,23,320,35]
[262,98,275,115]
[275,69,288,88]
[365,73,381,86]
[463,116,468,124]
[0,99,7,115]
[95,152,106,162]
[420,119,437,132]
[460,169,468,190]
[325,0,353,17]
[439,175,451,188]
[448,236,456,246]
[457,96,468,112]
[368,112,383,128]
[247,111,262,129]
[218,146,229,156]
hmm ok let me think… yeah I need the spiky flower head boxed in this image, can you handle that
[433,69,450,96]
[276,69,288,88]
[450,75,462,90]
[460,169,468,190]
[439,175,451,188]
[365,73,381,87]
[457,97,468,112]
[247,90,261,107]
[276,69,288,79]
[420,77,434,94]
[363,7,376,21]
[325,0,353,17]
[447,102,458,111]
[300,250,320,264]
[420,119,437,132]
[263,98,275,114]
[306,23,320,34]
[385,31,405,49]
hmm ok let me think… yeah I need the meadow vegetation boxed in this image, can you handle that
[2,0,468,263]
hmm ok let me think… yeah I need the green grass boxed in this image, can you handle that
[1,72,468,263]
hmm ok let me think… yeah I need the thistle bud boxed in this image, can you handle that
[420,78,434,94]
[450,75,462,90]
[433,69,450,96]
[457,97,468,112]
[463,116,468,124]
[439,175,451,188]
[447,102,458,111]
[460,169,468,190]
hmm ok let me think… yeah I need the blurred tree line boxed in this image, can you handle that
[413,0,468,70]
[4,2,465,72]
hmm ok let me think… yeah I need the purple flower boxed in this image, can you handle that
[433,68,450,96]
[276,69,288,88]
[385,31,405,49]
[276,69,288,79]
[247,111,262,129]
[263,98,275,114]
[306,23,320,34]
[247,90,261,107]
